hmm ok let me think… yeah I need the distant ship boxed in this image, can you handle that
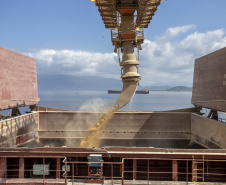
[108,88,149,94]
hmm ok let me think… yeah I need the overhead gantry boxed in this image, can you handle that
[91,0,162,108]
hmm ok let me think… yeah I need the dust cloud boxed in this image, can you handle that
[63,98,118,148]
[80,105,119,148]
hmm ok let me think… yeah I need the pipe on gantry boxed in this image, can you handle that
[117,14,141,108]
[118,42,141,107]
[91,0,161,108]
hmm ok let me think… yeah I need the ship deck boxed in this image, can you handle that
[0,179,225,185]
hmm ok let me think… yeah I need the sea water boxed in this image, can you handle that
[35,91,226,121]
[37,90,193,111]
[1,90,225,123]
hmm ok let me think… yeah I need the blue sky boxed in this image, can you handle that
[1,0,226,86]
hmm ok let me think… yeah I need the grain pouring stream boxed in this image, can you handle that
[80,105,119,148]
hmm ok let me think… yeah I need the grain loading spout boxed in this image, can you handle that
[92,0,162,108]
[117,12,141,107]
[118,81,138,107]
[118,41,140,107]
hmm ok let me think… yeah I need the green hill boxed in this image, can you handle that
[166,86,192,92]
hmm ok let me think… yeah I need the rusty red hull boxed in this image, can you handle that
[192,47,226,112]
[0,47,39,110]
[0,147,226,184]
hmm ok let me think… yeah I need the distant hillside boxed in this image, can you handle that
[37,74,122,91]
[37,74,191,92]
[166,86,192,92]
[141,85,172,91]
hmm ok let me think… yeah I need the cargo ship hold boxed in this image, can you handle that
[1,0,226,184]
[1,46,226,185]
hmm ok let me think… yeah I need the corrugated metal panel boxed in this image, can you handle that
[191,113,225,149]
[0,47,39,110]
[0,112,39,147]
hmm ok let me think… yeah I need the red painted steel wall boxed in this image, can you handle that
[192,47,226,112]
[0,47,39,110]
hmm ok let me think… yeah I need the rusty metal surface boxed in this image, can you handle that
[0,112,39,147]
[0,179,226,185]
[164,107,200,113]
[0,178,65,184]
[30,106,67,112]
[0,47,39,110]
[3,109,226,149]
[191,47,226,112]
[191,113,226,149]
[1,147,226,159]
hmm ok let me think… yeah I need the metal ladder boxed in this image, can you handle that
[192,156,205,182]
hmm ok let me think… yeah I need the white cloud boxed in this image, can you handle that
[157,24,197,41]
[24,25,226,86]
[25,50,120,79]
[139,26,226,86]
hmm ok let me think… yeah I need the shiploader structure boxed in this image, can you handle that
[91,0,161,107]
